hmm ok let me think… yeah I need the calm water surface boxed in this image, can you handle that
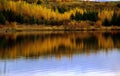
[0,31,120,76]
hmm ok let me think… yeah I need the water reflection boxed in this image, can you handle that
[0,31,120,59]
[0,31,120,76]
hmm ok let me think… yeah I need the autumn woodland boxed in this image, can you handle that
[0,0,120,30]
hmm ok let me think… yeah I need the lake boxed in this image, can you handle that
[0,31,120,76]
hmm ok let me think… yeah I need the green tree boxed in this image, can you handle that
[116,3,120,8]
[57,6,67,13]
[75,11,82,21]
[0,12,6,24]
[37,0,41,4]
[29,16,36,24]
[82,12,98,22]
[16,14,24,24]
[111,13,117,26]
[70,14,74,20]
[103,18,111,26]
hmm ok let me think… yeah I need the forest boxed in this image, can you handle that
[0,0,120,29]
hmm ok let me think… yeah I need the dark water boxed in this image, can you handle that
[0,31,120,76]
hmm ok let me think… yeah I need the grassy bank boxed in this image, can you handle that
[1,24,120,32]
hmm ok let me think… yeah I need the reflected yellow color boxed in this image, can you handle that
[0,31,120,60]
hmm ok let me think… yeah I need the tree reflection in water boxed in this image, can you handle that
[0,31,120,60]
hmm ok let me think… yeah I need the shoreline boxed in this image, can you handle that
[0,25,120,32]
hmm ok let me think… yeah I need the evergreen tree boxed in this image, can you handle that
[70,14,74,20]
[16,14,24,24]
[0,12,6,24]
[103,18,111,26]
[75,11,82,21]
[111,13,117,25]
[29,16,36,24]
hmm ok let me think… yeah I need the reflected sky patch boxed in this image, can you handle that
[0,49,120,76]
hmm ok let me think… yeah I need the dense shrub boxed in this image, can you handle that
[83,12,98,21]
[102,18,111,26]
[103,13,120,26]
[57,6,67,13]
[2,10,16,22]
[15,14,24,24]
[70,14,74,20]
[0,12,6,24]
[1,10,25,24]
[116,3,120,8]
[70,11,98,22]
[29,16,36,24]
[111,13,120,26]
[37,0,42,4]
[75,11,83,21]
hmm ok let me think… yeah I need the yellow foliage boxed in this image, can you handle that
[98,10,114,21]
[0,1,86,22]
[1,1,116,26]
